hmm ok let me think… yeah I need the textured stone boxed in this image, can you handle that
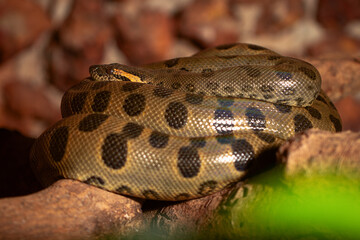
[179,0,239,47]
[317,0,360,30]
[278,129,360,177]
[254,0,304,34]
[2,80,61,136]
[0,0,51,62]
[48,0,112,91]
[0,179,142,240]
[113,1,175,65]
[334,97,360,132]
[307,56,360,103]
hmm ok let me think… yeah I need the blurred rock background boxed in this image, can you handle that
[0,0,359,137]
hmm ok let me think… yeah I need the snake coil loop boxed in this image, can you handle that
[30,43,342,200]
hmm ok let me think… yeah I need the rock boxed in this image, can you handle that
[334,96,360,132]
[305,56,360,103]
[278,129,360,177]
[0,0,51,62]
[179,0,239,47]
[306,34,360,57]
[142,187,234,237]
[317,0,360,30]
[48,0,112,91]
[238,0,305,34]
[113,1,175,64]
[0,179,142,240]
[2,80,61,136]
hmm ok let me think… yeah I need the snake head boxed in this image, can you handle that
[90,64,144,82]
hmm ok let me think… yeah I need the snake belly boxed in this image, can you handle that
[30,43,342,201]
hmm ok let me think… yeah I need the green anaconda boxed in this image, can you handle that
[30,43,342,201]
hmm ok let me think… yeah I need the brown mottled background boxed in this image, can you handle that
[0,0,359,137]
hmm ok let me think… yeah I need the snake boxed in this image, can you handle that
[30,43,342,201]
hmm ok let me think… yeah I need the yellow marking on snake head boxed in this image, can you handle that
[112,69,142,82]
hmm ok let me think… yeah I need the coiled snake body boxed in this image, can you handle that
[30,43,342,201]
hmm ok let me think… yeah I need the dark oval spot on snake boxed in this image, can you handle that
[217,55,238,59]
[217,97,234,107]
[91,82,110,90]
[329,114,342,132]
[201,68,215,77]
[241,85,253,92]
[171,82,181,89]
[78,114,109,132]
[177,146,201,178]
[268,55,281,60]
[294,114,313,133]
[245,107,266,131]
[198,180,217,195]
[186,83,196,92]
[190,137,206,148]
[185,93,203,105]
[215,43,237,50]
[121,122,144,139]
[239,66,261,78]
[298,66,317,80]
[276,71,293,81]
[149,131,169,148]
[116,185,133,195]
[122,82,143,92]
[175,193,191,200]
[329,100,337,110]
[307,85,315,91]
[206,82,219,90]
[165,102,188,129]
[214,109,234,135]
[273,103,292,113]
[142,189,161,199]
[232,139,255,171]
[247,44,266,51]
[263,94,274,99]
[92,91,111,112]
[260,85,274,93]
[102,133,127,169]
[296,97,305,106]
[164,58,180,68]
[153,86,174,98]
[254,132,276,143]
[70,92,88,113]
[123,93,146,116]
[49,126,69,163]
[216,134,234,144]
[84,176,105,185]
[305,106,322,120]
[316,95,328,104]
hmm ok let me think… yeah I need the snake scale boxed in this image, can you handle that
[30,43,342,201]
